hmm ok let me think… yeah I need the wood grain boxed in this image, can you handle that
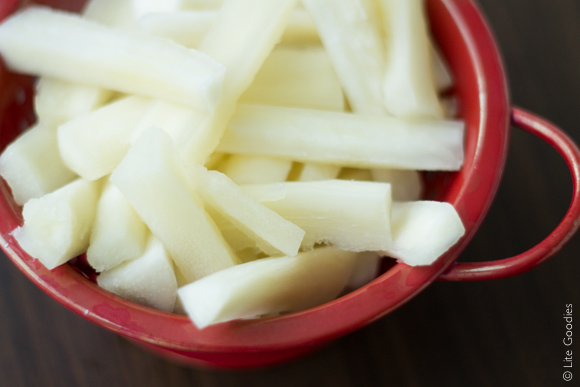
[1,0,579,385]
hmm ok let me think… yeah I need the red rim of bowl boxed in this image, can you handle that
[0,0,510,353]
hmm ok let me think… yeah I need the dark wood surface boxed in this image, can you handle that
[2,0,580,386]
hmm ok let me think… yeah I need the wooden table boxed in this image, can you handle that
[1,0,579,385]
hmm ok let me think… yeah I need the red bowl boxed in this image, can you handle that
[1,0,579,369]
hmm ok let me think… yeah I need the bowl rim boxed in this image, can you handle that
[0,0,510,353]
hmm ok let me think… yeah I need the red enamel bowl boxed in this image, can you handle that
[1,0,580,369]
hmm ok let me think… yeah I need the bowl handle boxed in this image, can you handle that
[439,107,580,281]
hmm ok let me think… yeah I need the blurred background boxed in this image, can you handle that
[1,0,579,386]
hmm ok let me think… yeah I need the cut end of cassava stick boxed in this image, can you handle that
[387,201,465,266]
[97,235,178,313]
[11,178,102,270]
[218,104,465,171]
[110,127,239,282]
[0,124,77,206]
[0,6,225,111]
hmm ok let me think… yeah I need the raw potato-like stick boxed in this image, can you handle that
[137,11,217,48]
[242,180,393,251]
[130,0,183,17]
[137,9,319,48]
[11,178,102,270]
[34,78,114,128]
[128,99,207,145]
[87,181,148,273]
[387,201,465,266]
[180,0,223,9]
[240,46,345,111]
[206,207,258,256]
[199,0,298,102]
[110,128,239,282]
[187,165,305,257]
[181,0,297,164]
[218,104,464,171]
[380,0,443,118]
[217,155,293,185]
[297,163,341,182]
[36,0,125,132]
[302,0,386,115]
[60,96,208,182]
[371,169,423,201]
[58,96,151,181]
[280,8,321,46]
[82,0,135,28]
[178,247,357,329]
[0,124,77,205]
[346,251,381,289]
[0,7,225,111]
[97,235,178,313]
